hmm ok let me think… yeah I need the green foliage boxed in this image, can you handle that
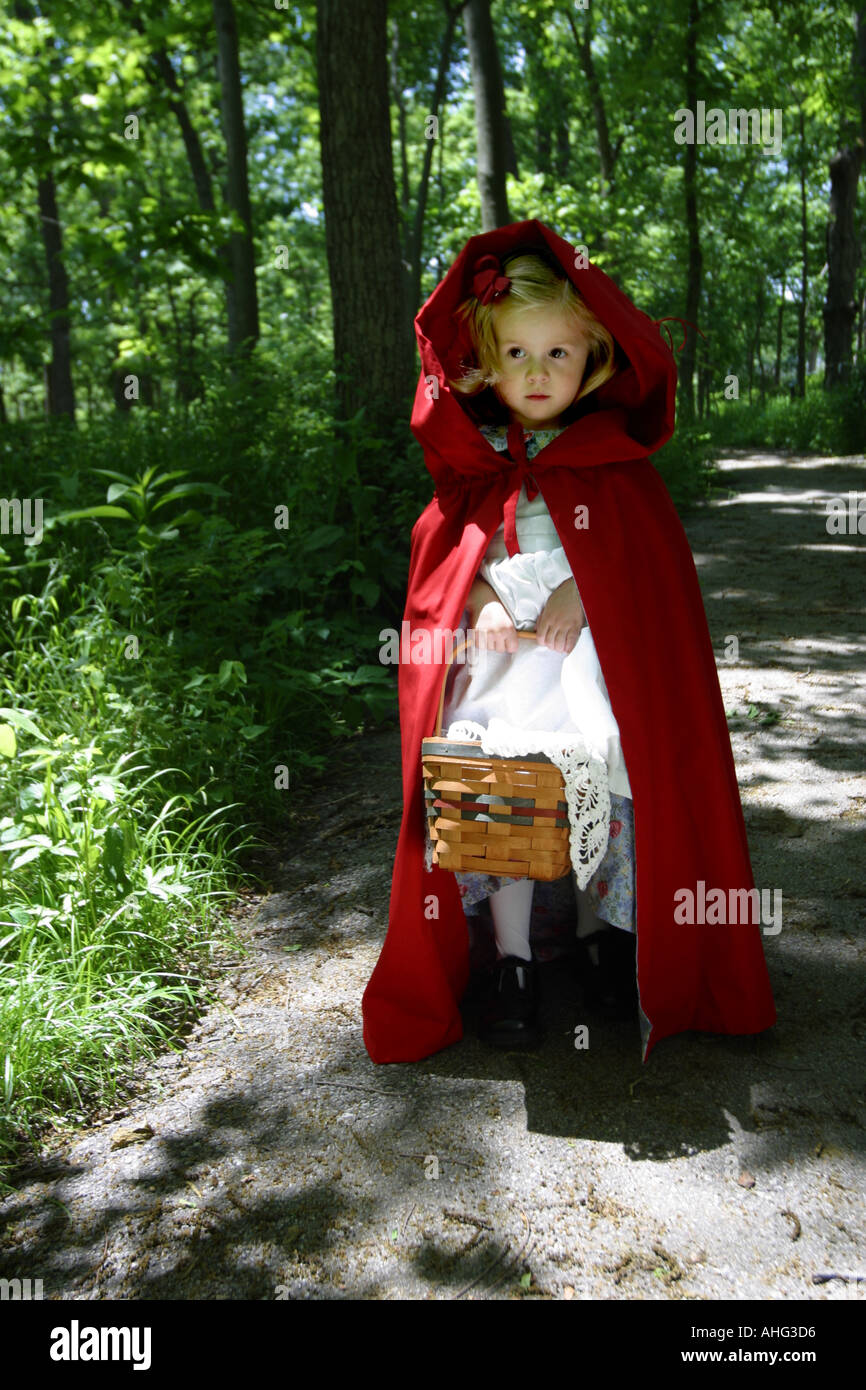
[54,464,230,549]
[0,548,252,1167]
[0,368,411,1176]
[650,424,718,508]
[707,372,866,456]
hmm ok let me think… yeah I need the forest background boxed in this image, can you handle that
[0,0,863,1175]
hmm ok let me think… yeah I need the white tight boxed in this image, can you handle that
[488,877,616,962]
[489,877,534,961]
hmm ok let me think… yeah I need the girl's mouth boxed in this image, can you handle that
[526,394,550,399]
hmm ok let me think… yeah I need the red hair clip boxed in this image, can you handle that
[472,254,511,305]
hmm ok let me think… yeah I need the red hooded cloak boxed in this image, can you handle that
[361,218,776,1064]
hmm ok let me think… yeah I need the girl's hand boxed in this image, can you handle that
[537,577,585,653]
[467,577,519,653]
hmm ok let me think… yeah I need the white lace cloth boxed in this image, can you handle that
[442,716,610,890]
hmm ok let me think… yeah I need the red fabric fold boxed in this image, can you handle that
[502,419,540,556]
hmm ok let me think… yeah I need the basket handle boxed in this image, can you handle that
[432,629,537,738]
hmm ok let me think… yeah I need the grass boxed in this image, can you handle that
[0,535,267,1183]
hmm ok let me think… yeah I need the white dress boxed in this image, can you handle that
[437,423,637,931]
[443,423,631,793]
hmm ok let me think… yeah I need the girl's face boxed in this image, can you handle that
[491,304,591,430]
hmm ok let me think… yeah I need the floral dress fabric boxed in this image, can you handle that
[441,422,637,944]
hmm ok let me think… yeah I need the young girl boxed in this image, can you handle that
[362,219,776,1066]
[440,248,639,1047]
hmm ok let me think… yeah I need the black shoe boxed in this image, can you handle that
[478,955,543,1049]
[575,927,637,1019]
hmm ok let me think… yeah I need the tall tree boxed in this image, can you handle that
[118,0,237,361]
[315,0,411,432]
[678,0,703,421]
[796,105,809,398]
[13,0,76,420]
[35,155,75,419]
[823,7,866,388]
[463,0,515,230]
[213,0,259,356]
[392,1,462,330]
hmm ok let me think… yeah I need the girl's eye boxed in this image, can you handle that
[506,347,567,359]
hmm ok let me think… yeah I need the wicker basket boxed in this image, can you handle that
[421,631,571,881]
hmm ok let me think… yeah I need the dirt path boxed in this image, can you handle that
[2,450,864,1301]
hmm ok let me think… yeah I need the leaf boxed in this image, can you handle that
[301,525,346,553]
[347,665,392,686]
[10,845,46,869]
[55,506,135,523]
[88,468,136,485]
[0,709,48,742]
[0,725,17,758]
[150,483,230,512]
[350,576,380,606]
[102,825,128,886]
[106,482,137,504]
[1,833,53,852]
[520,1271,532,1289]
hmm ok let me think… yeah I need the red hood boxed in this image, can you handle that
[410,219,678,486]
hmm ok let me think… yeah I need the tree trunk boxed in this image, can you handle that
[555,119,570,181]
[14,0,75,419]
[405,3,460,327]
[797,106,808,397]
[36,164,75,420]
[679,0,702,422]
[754,281,767,403]
[316,0,412,431]
[566,9,616,198]
[390,19,411,220]
[212,0,259,356]
[824,5,866,386]
[536,111,551,176]
[463,0,512,230]
[824,147,863,386]
[119,0,238,351]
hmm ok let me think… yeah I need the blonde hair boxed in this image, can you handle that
[448,252,616,406]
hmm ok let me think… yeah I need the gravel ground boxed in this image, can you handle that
[1,449,864,1301]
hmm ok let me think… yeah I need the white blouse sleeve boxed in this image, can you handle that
[479,546,575,630]
[534,547,574,594]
